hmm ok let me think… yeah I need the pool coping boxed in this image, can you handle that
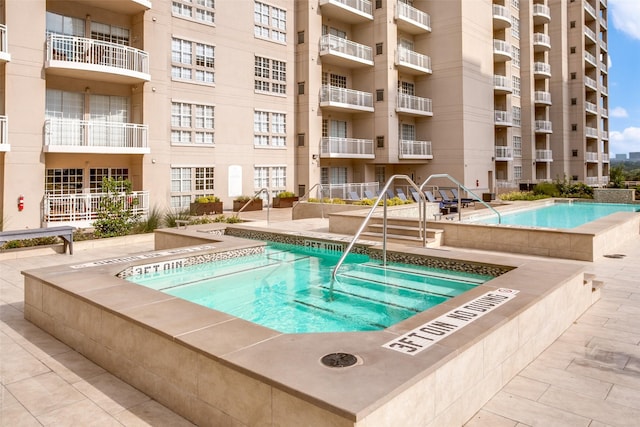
[22,227,596,426]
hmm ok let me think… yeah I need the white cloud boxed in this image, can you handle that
[610,0,640,40]
[610,107,629,118]
[610,127,640,155]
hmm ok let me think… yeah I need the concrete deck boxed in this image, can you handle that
[2,208,639,426]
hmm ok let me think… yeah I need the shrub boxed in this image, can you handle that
[93,177,140,238]
[353,196,413,206]
[533,181,560,197]
[164,209,190,228]
[499,191,550,201]
[308,197,346,204]
[277,191,296,198]
[234,195,251,202]
[132,206,163,234]
[195,195,220,203]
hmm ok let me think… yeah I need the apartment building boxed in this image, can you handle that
[0,0,608,230]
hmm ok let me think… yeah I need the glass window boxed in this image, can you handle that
[255,56,286,95]
[171,102,215,145]
[254,1,286,43]
[254,111,286,147]
[172,37,215,84]
[170,166,215,208]
[173,0,215,25]
[45,169,84,195]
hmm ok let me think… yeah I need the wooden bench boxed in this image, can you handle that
[0,226,75,254]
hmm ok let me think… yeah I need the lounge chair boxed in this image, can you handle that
[396,188,408,201]
[385,188,395,199]
[364,190,376,199]
[410,189,422,202]
[348,191,361,201]
[426,190,457,212]
[438,189,468,208]
[451,188,478,206]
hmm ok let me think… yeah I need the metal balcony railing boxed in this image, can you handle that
[492,4,511,24]
[396,1,431,31]
[585,101,598,114]
[319,85,373,111]
[397,46,432,73]
[585,51,597,65]
[495,146,513,160]
[533,33,551,48]
[319,34,373,63]
[43,191,149,225]
[586,152,598,162]
[586,127,599,138]
[320,137,374,158]
[533,61,551,76]
[534,91,552,104]
[532,4,551,21]
[396,93,433,115]
[585,76,597,89]
[584,26,597,41]
[493,39,512,59]
[320,0,372,16]
[399,139,432,159]
[584,1,596,18]
[47,34,149,77]
[535,120,553,133]
[0,115,7,151]
[495,110,512,126]
[585,176,599,186]
[44,118,149,152]
[0,24,9,60]
[535,149,553,162]
[493,75,512,92]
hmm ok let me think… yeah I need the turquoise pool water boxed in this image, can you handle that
[126,243,491,333]
[473,202,639,229]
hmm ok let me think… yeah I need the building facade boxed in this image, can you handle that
[0,0,609,230]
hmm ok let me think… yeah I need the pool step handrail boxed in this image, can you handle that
[331,175,428,290]
[418,174,501,224]
[292,183,327,219]
[236,187,271,224]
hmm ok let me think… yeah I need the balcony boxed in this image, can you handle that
[584,26,597,43]
[584,1,596,18]
[534,91,552,105]
[81,0,151,14]
[585,126,599,138]
[532,3,551,24]
[320,137,374,159]
[0,24,10,62]
[533,33,551,51]
[493,75,512,94]
[534,120,552,133]
[319,0,373,24]
[396,93,433,117]
[399,139,433,159]
[585,176,599,186]
[319,34,373,68]
[46,34,150,84]
[584,51,597,66]
[600,106,608,117]
[319,85,374,113]
[494,110,512,127]
[585,76,597,90]
[493,39,512,61]
[600,61,608,74]
[0,116,8,152]
[396,46,432,75]
[43,191,149,228]
[44,118,150,154]
[585,101,598,115]
[586,151,599,162]
[600,16,607,29]
[599,84,608,95]
[395,1,431,34]
[492,4,511,29]
[601,130,608,140]
[602,152,610,162]
[533,61,551,78]
[535,149,553,162]
[495,146,514,161]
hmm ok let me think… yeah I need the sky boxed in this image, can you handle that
[607,0,640,157]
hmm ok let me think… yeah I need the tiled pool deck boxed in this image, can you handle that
[2,208,639,426]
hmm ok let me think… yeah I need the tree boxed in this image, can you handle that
[93,177,139,237]
[608,166,625,188]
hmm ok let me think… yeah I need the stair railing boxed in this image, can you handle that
[236,187,271,224]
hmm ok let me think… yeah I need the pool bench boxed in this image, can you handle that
[0,226,74,254]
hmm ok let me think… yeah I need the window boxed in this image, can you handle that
[512,76,521,97]
[572,149,579,157]
[172,0,215,25]
[297,133,305,147]
[570,46,576,54]
[297,31,304,44]
[511,0,519,9]
[570,21,576,28]
[254,110,286,147]
[376,43,383,55]
[512,135,522,157]
[376,89,384,101]
[512,106,521,127]
[511,17,520,39]
[171,102,215,144]
[254,166,287,197]
[90,168,130,193]
[571,72,577,80]
[400,123,415,141]
[375,166,386,186]
[376,136,384,148]
[376,0,382,9]
[172,38,215,84]
[254,1,286,43]
[571,98,577,105]
[512,46,520,67]
[170,166,215,208]
[255,56,286,94]
[514,165,522,179]
[46,12,84,36]
[320,167,347,185]
[297,82,305,95]
[572,124,578,131]
[45,169,84,195]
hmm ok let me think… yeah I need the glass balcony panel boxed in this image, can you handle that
[44,118,149,153]
[396,93,433,116]
[396,46,432,74]
[396,1,431,33]
[319,85,374,112]
[399,139,432,159]
[320,137,374,158]
[319,0,373,23]
[319,34,373,67]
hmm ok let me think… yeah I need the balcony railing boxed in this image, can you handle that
[44,118,150,153]
[533,61,551,77]
[585,51,597,66]
[495,146,513,160]
[532,4,551,23]
[585,176,599,186]
[320,137,374,158]
[319,0,373,22]
[396,93,433,116]
[586,151,599,162]
[602,153,610,162]
[600,61,608,73]
[585,101,598,114]
[495,110,512,126]
[534,120,553,133]
[599,84,608,95]
[601,130,608,140]
[396,46,432,74]
[43,191,149,227]
[492,4,511,28]
[584,26,597,42]
[585,75,597,90]
[319,85,374,112]
[533,33,551,50]
[319,34,373,66]
[399,139,432,159]
[396,1,431,33]
[493,75,512,92]
[46,34,150,82]
[534,91,552,104]
[0,24,9,62]
[535,149,553,162]
[584,1,596,18]
[586,127,599,138]
[0,115,8,152]
[600,107,608,117]
[493,39,512,60]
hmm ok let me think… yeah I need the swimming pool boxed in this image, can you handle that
[126,242,492,333]
[471,201,639,228]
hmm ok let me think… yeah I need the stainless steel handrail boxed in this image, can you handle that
[235,188,271,224]
[292,183,327,219]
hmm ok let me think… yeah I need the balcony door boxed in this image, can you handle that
[90,95,130,147]
[45,89,84,146]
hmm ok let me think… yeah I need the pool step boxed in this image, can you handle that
[363,222,444,247]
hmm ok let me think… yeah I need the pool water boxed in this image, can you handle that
[473,202,639,229]
[126,243,492,333]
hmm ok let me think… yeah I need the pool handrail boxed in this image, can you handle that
[418,174,501,224]
[330,175,428,290]
[236,187,271,224]
[292,183,328,219]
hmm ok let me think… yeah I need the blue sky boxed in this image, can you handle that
[607,0,640,156]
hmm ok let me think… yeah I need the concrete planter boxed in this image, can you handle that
[189,202,223,215]
[272,196,298,208]
[233,199,263,212]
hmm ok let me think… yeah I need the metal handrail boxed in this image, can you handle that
[292,183,327,219]
[418,174,501,223]
[330,175,427,289]
[236,188,271,224]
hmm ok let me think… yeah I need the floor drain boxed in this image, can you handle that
[321,353,358,368]
[604,254,626,259]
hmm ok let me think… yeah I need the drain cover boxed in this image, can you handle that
[604,254,626,259]
[321,353,358,368]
